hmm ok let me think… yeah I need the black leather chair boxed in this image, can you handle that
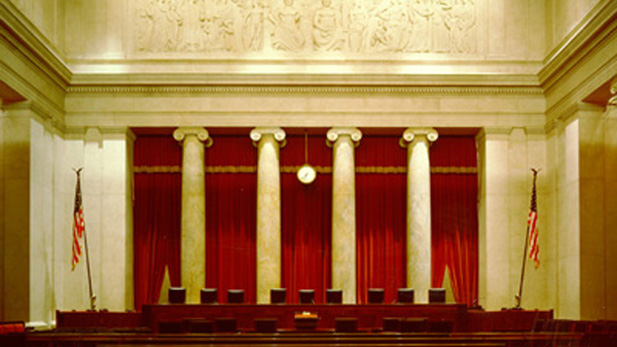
[335,317,357,332]
[428,288,446,303]
[397,288,414,304]
[299,289,315,304]
[254,318,277,333]
[200,288,218,304]
[227,289,245,304]
[326,289,343,304]
[168,287,186,304]
[270,288,287,304]
[367,288,385,304]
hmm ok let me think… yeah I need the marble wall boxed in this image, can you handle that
[0,105,134,324]
[546,102,617,320]
[1,105,31,322]
[477,127,551,312]
[545,0,601,53]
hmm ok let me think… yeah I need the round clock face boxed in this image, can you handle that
[297,164,317,184]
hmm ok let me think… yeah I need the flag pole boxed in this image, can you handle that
[74,168,96,311]
[82,218,96,311]
[514,168,539,309]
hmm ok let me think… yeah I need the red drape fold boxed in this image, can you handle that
[133,136,182,310]
[430,136,479,306]
[205,136,257,303]
[281,135,332,304]
[355,136,407,304]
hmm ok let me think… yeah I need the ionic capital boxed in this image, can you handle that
[609,77,617,107]
[173,127,213,147]
[250,127,286,146]
[326,127,362,147]
[400,128,438,147]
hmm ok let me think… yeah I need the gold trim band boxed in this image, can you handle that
[135,165,477,174]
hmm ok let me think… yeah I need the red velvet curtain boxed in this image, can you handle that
[205,136,257,303]
[356,136,407,304]
[281,135,332,304]
[133,136,182,310]
[430,136,479,306]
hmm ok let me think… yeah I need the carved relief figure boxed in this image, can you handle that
[368,0,411,52]
[132,0,477,55]
[179,0,202,51]
[243,0,265,51]
[312,0,344,51]
[410,0,434,52]
[347,1,367,52]
[212,0,236,51]
[432,0,452,52]
[270,0,306,51]
[162,0,183,51]
[137,0,157,51]
[446,0,475,53]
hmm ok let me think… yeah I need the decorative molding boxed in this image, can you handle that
[541,0,617,125]
[0,1,70,86]
[545,102,605,133]
[540,0,617,90]
[66,85,544,96]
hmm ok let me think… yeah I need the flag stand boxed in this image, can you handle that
[74,168,97,311]
[514,168,539,310]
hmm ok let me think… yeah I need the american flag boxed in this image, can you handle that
[528,169,540,268]
[72,169,85,271]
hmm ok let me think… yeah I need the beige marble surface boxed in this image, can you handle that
[1,107,32,321]
[328,127,361,304]
[477,128,511,311]
[251,127,285,304]
[174,127,210,304]
[401,128,437,304]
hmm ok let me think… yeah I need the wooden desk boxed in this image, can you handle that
[141,303,468,332]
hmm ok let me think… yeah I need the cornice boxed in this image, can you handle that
[539,0,617,91]
[0,0,71,88]
[66,85,543,96]
[544,102,605,133]
[67,70,541,89]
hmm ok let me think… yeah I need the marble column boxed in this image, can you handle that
[173,127,212,303]
[327,127,362,304]
[401,128,438,303]
[250,127,286,304]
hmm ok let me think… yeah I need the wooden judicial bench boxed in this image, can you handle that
[15,307,617,347]
[141,303,468,332]
[53,304,555,333]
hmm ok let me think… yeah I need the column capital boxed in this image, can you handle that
[609,77,617,107]
[606,77,617,118]
[327,127,362,145]
[400,128,438,147]
[173,127,213,147]
[250,127,286,144]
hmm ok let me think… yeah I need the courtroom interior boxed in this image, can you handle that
[1,0,617,345]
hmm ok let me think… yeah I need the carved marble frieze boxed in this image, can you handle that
[132,0,478,56]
